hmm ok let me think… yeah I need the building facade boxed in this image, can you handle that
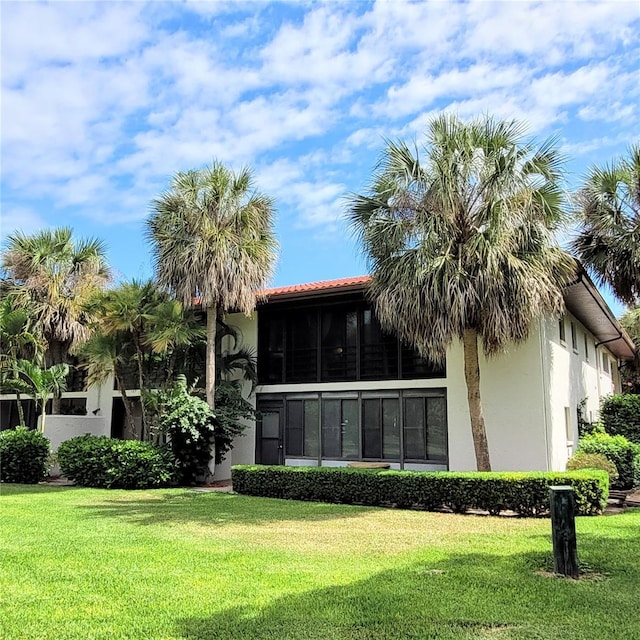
[1,269,634,480]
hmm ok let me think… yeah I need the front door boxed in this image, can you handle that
[256,402,283,465]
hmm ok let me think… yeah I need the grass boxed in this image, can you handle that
[1,485,639,639]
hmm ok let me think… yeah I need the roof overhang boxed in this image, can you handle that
[563,266,635,361]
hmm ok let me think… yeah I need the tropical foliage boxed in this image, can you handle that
[572,144,640,305]
[347,114,575,470]
[147,160,278,409]
[1,227,110,413]
[3,360,69,433]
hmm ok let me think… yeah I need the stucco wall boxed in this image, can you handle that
[544,312,620,471]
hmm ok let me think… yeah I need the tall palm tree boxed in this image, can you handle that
[1,227,111,412]
[347,114,575,471]
[571,144,640,305]
[147,161,278,410]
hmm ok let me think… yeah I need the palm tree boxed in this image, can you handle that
[0,296,43,426]
[347,114,575,471]
[147,161,278,410]
[1,227,111,412]
[6,361,69,433]
[80,331,138,439]
[571,144,640,305]
[145,298,206,387]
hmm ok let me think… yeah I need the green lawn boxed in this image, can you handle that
[1,485,639,640]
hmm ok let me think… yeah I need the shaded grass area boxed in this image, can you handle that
[1,484,639,639]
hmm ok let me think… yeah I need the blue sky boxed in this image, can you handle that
[2,1,639,316]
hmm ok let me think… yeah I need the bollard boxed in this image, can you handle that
[549,486,579,578]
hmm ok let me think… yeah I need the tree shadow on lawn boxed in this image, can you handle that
[0,482,80,496]
[175,544,640,640]
[79,491,381,527]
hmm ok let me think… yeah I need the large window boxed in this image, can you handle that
[259,301,445,384]
[275,389,447,464]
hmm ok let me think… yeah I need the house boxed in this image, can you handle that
[219,267,634,479]
[1,267,634,480]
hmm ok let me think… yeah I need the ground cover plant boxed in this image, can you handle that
[1,485,639,640]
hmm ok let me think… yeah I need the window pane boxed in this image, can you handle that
[401,345,445,379]
[360,309,398,380]
[286,310,318,382]
[321,307,357,381]
[404,397,426,459]
[426,397,447,461]
[304,400,319,457]
[322,399,342,458]
[341,399,359,458]
[284,403,302,456]
[258,314,285,383]
[363,399,381,458]
[382,398,400,459]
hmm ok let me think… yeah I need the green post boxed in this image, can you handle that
[549,486,579,578]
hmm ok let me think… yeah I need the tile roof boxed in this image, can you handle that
[260,275,371,298]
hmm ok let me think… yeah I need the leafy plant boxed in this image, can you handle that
[150,377,217,484]
[600,394,640,444]
[0,427,50,483]
[567,452,619,484]
[578,432,640,489]
[3,360,69,433]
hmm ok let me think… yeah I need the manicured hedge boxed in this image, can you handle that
[57,435,176,489]
[0,427,50,484]
[231,466,608,516]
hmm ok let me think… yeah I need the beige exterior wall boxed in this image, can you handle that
[544,312,620,471]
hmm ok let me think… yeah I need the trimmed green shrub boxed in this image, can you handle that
[600,394,640,444]
[57,435,175,489]
[578,432,640,490]
[0,427,50,484]
[231,466,608,516]
[567,452,619,484]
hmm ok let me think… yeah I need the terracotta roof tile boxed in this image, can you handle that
[260,275,371,298]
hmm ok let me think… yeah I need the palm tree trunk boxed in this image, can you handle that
[206,305,217,410]
[462,329,491,471]
[49,341,65,415]
[134,340,148,440]
[116,372,137,440]
[39,401,47,434]
[15,392,26,428]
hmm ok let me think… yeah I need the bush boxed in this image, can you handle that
[578,432,640,490]
[0,427,50,484]
[231,466,609,516]
[150,378,217,484]
[567,452,619,484]
[600,394,640,444]
[57,435,175,489]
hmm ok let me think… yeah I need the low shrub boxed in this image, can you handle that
[567,452,619,484]
[57,435,175,489]
[578,432,640,490]
[0,427,50,484]
[600,394,640,444]
[231,466,608,516]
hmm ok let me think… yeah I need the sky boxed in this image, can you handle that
[1,0,639,316]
